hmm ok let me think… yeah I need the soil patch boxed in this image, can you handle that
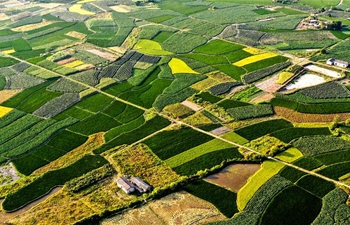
[181,100,202,112]
[205,163,261,192]
[101,191,225,225]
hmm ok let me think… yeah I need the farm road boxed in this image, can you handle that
[4,53,350,192]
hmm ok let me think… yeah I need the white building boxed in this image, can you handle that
[116,177,135,194]
[327,58,349,68]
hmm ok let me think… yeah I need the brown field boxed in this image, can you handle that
[75,64,95,71]
[111,144,179,188]
[250,92,274,103]
[65,31,87,40]
[101,191,225,225]
[33,132,105,176]
[0,90,21,103]
[56,57,76,65]
[274,106,350,123]
[87,49,118,61]
[12,21,57,32]
[205,164,261,192]
[255,73,283,93]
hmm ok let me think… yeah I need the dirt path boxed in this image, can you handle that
[0,187,62,223]
[181,100,202,112]
[337,0,344,6]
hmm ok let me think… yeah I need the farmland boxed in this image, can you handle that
[1,0,350,224]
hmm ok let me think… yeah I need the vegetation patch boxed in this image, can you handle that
[2,155,108,212]
[271,127,331,143]
[260,185,322,225]
[143,127,214,160]
[235,119,293,141]
[227,104,274,120]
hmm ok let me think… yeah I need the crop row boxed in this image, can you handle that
[299,82,350,99]
[271,127,331,143]
[13,129,88,175]
[93,116,171,154]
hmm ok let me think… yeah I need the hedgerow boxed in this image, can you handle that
[227,104,274,120]
[2,155,108,212]
[235,119,293,141]
[184,180,238,218]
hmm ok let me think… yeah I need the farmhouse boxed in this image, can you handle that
[130,177,152,193]
[326,58,349,68]
[116,177,135,194]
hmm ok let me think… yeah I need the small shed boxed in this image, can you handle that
[116,177,135,194]
[130,177,152,193]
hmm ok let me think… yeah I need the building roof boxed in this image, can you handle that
[131,177,152,192]
[117,177,135,193]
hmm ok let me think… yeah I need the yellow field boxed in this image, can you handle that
[69,4,95,15]
[276,71,294,84]
[134,39,172,56]
[237,148,303,211]
[2,49,15,54]
[64,60,84,68]
[168,58,199,74]
[0,106,13,118]
[65,31,87,39]
[12,21,57,32]
[243,47,263,55]
[233,52,278,67]
[191,77,219,90]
